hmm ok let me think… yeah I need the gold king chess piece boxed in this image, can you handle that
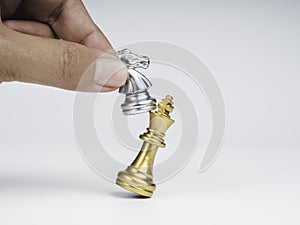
[116,95,175,197]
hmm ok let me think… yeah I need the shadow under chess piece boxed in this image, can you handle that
[116,96,175,197]
[117,49,156,116]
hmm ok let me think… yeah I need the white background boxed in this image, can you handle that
[0,0,300,224]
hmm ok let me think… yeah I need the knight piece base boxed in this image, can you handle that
[116,166,156,198]
[121,92,156,116]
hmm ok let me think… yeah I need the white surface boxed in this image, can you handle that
[0,144,299,225]
[0,0,300,224]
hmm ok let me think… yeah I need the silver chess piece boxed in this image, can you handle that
[116,49,156,116]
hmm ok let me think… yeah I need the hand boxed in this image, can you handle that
[0,0,128,92]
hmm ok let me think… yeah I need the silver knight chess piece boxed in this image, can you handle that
[116,49,156,115]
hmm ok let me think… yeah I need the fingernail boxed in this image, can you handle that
[93,55,128,88]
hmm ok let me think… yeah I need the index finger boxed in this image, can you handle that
[48,0,113,52]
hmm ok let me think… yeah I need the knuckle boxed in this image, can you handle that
[57,41,101,91]
[60,42,82,84]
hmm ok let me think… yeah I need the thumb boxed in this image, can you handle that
[0,24,127,92]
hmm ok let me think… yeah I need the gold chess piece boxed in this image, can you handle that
[116,95,175,197]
